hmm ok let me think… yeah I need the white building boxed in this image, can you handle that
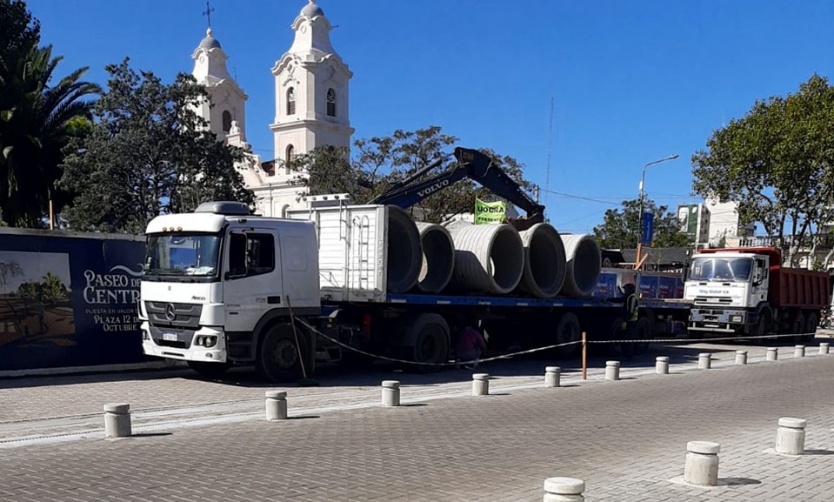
[677,199,754,248]
[190,0,353,217]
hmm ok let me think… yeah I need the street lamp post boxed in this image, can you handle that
[635,154,679,289]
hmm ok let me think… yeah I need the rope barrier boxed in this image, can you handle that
[295,317,581,367]
[295,316,821,368]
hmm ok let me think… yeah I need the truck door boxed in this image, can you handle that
[223,229,284,333]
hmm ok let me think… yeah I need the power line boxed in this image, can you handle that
[544,93,554,211]
[539,188,620,206]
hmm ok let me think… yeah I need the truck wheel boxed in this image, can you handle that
[803,312,818,342]
[553,313,581,357]
[187,360,231,378]
[788,315,805,342]
[633,317,653,355]
[406,313,450,372]
[255,323,310,382]
[754,309,772,343]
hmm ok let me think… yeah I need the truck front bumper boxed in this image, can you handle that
[689,308,748,333]
[141,321,228,363]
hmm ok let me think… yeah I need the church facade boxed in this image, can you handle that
[190,0,353,217]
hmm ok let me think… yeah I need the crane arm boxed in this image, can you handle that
[369,147,544,224]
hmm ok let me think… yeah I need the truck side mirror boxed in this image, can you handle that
[682,259,691,281]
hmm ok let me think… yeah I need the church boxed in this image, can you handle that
[189,0,353,217]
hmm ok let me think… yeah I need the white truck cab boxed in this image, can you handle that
[684,250,770,333]
[139,202,320,378]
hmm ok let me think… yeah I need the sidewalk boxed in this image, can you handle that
[2,342,834,500]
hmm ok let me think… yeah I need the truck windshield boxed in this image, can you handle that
[689,257,752,282]
[144,233,221,279]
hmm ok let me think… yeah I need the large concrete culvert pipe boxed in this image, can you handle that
[386,206,422,293]
[516,223,567,298]
[414,222,455,294]
[446,222,524,295]
[560,234,602,298]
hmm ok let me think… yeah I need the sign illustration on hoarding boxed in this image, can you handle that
[0,232,147,371]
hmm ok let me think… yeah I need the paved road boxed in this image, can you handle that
[2,339,834,501]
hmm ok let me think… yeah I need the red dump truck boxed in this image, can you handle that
[684,247,830,340]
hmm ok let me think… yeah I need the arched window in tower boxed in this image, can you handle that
[326,88,336,117]
[285,144,295,175]
[287,87,296,115]
[222,110,232,133]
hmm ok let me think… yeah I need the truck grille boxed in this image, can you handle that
[694,297,733,306]
[145,301,202,329]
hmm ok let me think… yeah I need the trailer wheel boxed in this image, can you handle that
[553,313,581,357]
[406,313,449,372]
[633,317,653,355]
[187,360,231,378]
[608,316,626,356]
[803,311,818,342]
[255,323,311,382]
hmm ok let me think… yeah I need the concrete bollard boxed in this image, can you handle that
[820,343,830,355]
[605,361,620,381]
[265,391,288,420]
[472,373,489,396]
[545,366,561,388]
[767,347,778,361]
[381,380,401,407]
[543,477,585,502]
[684,441,720,486]
[735,350,748,365]
[656,356,669,375]
[794,345,805,358]
[103,403,132,438]
[775,417,807,455]
[698,353,711,369]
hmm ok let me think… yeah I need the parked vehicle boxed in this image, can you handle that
[684,247,829,341]
[138,149,691,381]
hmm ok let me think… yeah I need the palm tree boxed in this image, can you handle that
[0,43,100,227]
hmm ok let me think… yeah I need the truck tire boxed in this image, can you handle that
[803,311,818,342]
[608,316,626,356]
[405,313,450,372]
[255,323,312,382]
[187,360,231,378]
[633,317,653,355]
[754,309,772,343]
[553,313,581,357]
[788,314,805,342]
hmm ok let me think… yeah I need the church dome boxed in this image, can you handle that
[300,0,324,18]
[199,28,222,49]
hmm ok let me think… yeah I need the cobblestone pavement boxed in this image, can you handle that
[2,338,834,501]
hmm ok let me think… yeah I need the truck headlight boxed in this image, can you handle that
[731,315,743,323]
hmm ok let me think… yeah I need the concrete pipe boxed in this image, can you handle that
[560,234,601,298]
[516,223,567,298]
[446,222,524,294]
[414,222,455,294]
[385,206,422,293]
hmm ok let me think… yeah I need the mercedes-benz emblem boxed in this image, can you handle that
[165,304,176,321]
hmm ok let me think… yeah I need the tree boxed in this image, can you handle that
[0,0,99,227]
[59,59,253,233]
[593,198,691,249]
[289,126,536,223]
[692,74,834,264]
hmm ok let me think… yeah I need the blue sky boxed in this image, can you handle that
[25,0,834,233]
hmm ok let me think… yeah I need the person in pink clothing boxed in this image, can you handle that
[456,324,486,369]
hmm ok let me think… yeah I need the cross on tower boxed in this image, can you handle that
[202,1,215,28]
